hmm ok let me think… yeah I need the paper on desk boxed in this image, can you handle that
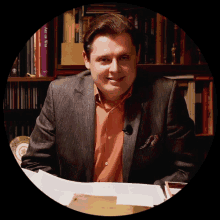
[22,168,37,179]
[23,169,166,207]
[91,182,165,206]
[116,194,153,207]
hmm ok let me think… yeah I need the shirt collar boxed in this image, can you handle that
[94,83,133,105]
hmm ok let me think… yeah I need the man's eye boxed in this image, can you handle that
[102,58,109,62]
[99,57,110,63]
[120,56,130,61]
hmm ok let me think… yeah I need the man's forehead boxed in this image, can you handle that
[90,33,135,56]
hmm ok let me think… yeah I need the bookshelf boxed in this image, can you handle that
[4,3,215,163]
[7,77,54,82]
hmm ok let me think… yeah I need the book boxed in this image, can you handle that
[30,35,34,75]
[173,24,180,64]
[195,76,214,135]
[163,16,168,64]
[40,23,48,77]
[202,81,209,134]
[35,29,41,77]
[187,81,196,123]
[149,16,156,63]
[26,39,31,75]
[156,13,164,64]
[208,81,214,135]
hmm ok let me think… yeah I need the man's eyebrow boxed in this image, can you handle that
[96,52,131,58]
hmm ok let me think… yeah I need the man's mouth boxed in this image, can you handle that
[106,76,125,83]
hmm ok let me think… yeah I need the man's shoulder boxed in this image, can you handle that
[136,72,175,90]
[50,70,91,89]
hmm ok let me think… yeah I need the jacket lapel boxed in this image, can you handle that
[122,94,142,182]
[74,72,95,182]
[122,74,153,183]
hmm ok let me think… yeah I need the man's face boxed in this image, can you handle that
[83,33,138,102]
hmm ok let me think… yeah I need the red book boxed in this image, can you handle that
[202,82,209,134]
[36,29,41,77]
[156,13,164,64]
[40,23,49,77]
[208,81,214,135]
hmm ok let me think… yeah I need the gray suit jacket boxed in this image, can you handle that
[21,70,198,185]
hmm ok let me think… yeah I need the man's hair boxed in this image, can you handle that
[83,13,140,60]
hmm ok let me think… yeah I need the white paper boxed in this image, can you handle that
[25,169,166,207]
[116,194,153,207]
[21,168,37,179]
[170,188,182,195]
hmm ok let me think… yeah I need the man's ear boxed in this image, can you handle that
[82,50,90,70]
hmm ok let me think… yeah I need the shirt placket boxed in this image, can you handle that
[104,109,113,167]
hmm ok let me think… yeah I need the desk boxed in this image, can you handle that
[67,194,150,216]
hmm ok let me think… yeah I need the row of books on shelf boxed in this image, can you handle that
[5,121,35,143]
[9,19,54,78]
[61,5,206,65]
[9,4,207,78]
[166,75,214,135]
[3,82,48,110]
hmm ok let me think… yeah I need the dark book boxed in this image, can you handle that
[26,39,31,75]
[166,18,174,64]
[40,23,48,77]
[149,14,156,64]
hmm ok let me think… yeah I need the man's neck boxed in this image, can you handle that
[99,86,133,110]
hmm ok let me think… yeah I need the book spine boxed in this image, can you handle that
[34,33,36,75]
[180,29,186,64]
[208,81,214,135]
[187,81,196,123]
[156,13,164,64]
[173,24,180,64]
[72,8,76,43]
[78,7,83,43]
[40,23,48,77]
[149,16,156,63]
[163,16,167,64]
[14,82,17,109]
[166,19,174,64]
[195,83,202,134]
[36,29,40,77]
[202,82,209,134]
[31,35,34,75]
[17,82,20,109]
[144,16,149,64]
[26,39,31,75]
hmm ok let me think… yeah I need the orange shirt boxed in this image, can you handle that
[93,84,132,182]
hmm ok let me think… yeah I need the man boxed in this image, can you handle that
[21,13,198,185]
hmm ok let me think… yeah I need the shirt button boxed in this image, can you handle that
[105,162,108,166]
[108,136,111,140]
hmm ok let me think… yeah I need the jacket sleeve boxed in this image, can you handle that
[21,82,59,176]
[154,80,199,185]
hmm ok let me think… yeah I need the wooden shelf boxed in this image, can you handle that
[7,77,54,82]
[54,64,211,77]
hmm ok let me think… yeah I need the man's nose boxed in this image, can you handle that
[109,58,120,73]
